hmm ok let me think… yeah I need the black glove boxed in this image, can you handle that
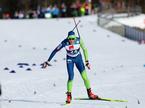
[41,61,51,68]
[85,60,91,70]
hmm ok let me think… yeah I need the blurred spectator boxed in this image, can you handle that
[0,7,2,18]
[0,84,1,96]
[84,1,90,15]
[76,0,82,16]
[65,2,72,17]
[14,11,19,19]
[37,7,45,18]
[60,3,67,17]
[28,10,34,19]
[3,12,10,19]
[51,4,60,18]
[18,11,25,19]
[44,5,52,18]
[70,3,78,17]
[80,5,85,16]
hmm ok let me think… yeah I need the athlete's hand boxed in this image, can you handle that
[41,61,51,68]
[85,60,91,70]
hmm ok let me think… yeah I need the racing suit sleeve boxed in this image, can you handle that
[47,40,65,62]
[80,37,89,61]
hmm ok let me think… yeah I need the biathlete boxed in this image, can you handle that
[42,31,99,103]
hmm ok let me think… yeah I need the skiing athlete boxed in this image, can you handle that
[42,31,99,103]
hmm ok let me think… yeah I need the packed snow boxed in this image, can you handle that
[0,15,145,108]
[115,14,145,29]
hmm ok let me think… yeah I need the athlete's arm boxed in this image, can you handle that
[80,38,90,69]
[80,37,88,61]
[42,40,65,68]
[47,41,65,62]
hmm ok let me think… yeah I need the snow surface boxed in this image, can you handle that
[115,14,145,29]
[0,15,145,108]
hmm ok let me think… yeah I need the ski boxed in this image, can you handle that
[74,97,128,102]
[60,102,71,106]
[0,98,62,105]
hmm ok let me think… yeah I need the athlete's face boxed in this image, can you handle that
[68,38,75,45]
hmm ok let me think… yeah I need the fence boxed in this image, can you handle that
[125,26,145,42]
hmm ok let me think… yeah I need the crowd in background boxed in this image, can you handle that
[1,1,98,19]
[0,0,143,19]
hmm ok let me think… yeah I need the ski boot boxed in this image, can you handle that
[87,88,100,100]
[66,92,72,104]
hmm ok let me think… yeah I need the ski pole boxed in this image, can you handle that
[72,20,81,31]
[73,17,81,38]
[0,83,1,96]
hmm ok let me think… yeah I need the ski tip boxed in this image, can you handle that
[100,98,128,102]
